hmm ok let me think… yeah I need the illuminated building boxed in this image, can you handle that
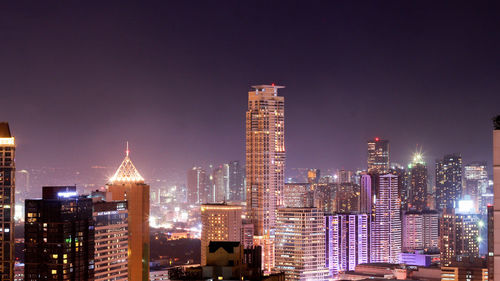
[367,138,389,174]
[436,153,463,211]
[246,84,285,272]
[464,162,489,214]
[228,161,245,202]
[440,209,480,266]
[338,169,354,184]
[275,208,328,281]
[93,200,129,281]
[360,174,374,214]
[326,213,370,275]
[371,174,401,264]
[335,183,360,213]
[441,264,488,281]
[241,221,254,249]
[107,146,150,281]
[15,169,29,204]
[389,165,410,210]
[313,183,336,214]
[307,168,320,184]
[200,203,242,266]
[213,165,229,202]
[24,186,95,280]
[492,116,500,281]
[402,210,439,253]
[283,183,311,207]
[408,153,428,211]
[0,122,15,281]
[187,167,210,204]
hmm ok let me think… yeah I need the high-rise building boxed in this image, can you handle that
[338,169,354,184]
[326,213,370,275]
[335,183,360,213]
[24,186,95,280]
[408,153,428,211]
[213,165,229,202]
[187,167,210,204]
[313,183,336,214]
[0,122,15,281]
[307,169,320,184]
[228,161,245,202]
[389,165,410,210]
[283,183,311,208]
[371,174,401,264]
[440,209,480,266]
[15,169,29,204]
[492,116,500,281]
[107,147,150,281]
[367,138,389,174]
[200,203,243,266]
[360,174,374,214]
[93,199,129,281]
[275,208,328,281]
[402,210,439,253]
[246,84,285,272]
[436,153,463,211]
[464,162,489,214]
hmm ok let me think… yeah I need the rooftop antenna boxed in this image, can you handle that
[126,141,130,157]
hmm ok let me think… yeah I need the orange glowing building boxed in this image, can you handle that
[107,145,150,281]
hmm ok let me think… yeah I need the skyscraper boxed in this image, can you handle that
[367,138,389,174]
[275,208,328,281]
[0,122,15,281]
[402,210,439,253]
[283,183,312,208]
[187,167,210,204]
[408,153,428,211]
[228,161,245,202]
[246,84,285,272]
[464,162,489,213]
[200,203,242,266]
[492,115,500,281]
[107,147,150,281]
[440,209,480,266]
[212,165,228,202]
[436,153,463,211]
[335,183,360,213]
[371,174,401,264]
[25,186,95,280]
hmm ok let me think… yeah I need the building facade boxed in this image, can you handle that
[436,153,463,211]
[246,84,285,272]
[0,122,15,281]
[408,158,428,211]
[464,162,489,214]
[367,138,389,174]
[491,117,500,281]
[402,210,439,253]
[440,209,480,266]
[187,167,210,204]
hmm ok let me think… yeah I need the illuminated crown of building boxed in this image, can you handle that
[109,142,144,183]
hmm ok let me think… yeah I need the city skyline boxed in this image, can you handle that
[1,1,499,176]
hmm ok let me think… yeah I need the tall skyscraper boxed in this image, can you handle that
[0,122,15,281]
[212,165,228,202]
[436,153,463,211]
[187,167,210,204]
[492,116,500,281]
[440,209,480,266]
[25,186,95,280]
[408,153,428,211]
[93,199,129,281]
[464,162,489,213]
[200,203,242,266]
[367,138,389,174]
[228,161,245,202]
[246,84,285,272]
[371,174,401,264]
[275,208,328,281]
[107,147,150,281]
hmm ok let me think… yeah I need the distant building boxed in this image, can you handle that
[402,210,439,253]
[436,153,463,211]
[0,122,15,281]
[200,203,242,266]
[408,154,428,211]
[213,165,228,202]
[187,167,210,204]
[24,186,95,280]
[107,147,150,281]
[283,183,311,207]
[313,183,336,214]
[440,209,480,266]
[335,183,360,213]
[367,138,389,174]
[228,161,245,202]
[464,162,489,214]
[93,199,129,281]
[275,208,328,281]
[337,169,354,184]
[307,169,320,184]
[371,174,401,264]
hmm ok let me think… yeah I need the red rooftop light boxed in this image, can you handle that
[375,137,380,141]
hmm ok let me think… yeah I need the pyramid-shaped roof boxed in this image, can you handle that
[109,146,144,184]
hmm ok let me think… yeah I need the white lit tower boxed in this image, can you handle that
[246,84,285,272]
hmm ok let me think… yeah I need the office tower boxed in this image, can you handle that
[335,183,360,213]
[283,183,311,207]
[246,84,285,272]
[307,169,320,184]
[200,203,242,266]
[440,209,480,266]
[389,165,410,210]
[493,116,500,281]
[367,138,389,174]
[402,210,439,253]
[338,169,354,184]
[0,122,15,281]
[93,200,129,281]
[360,174,374,214]
[326,213,370,275]
[371,174,401,264]
[464,162,489,213]
[313,183,336,213]
[24,186,95,280]
[15,169,29,204]
[107,147,150,281]
[436,153,463,211]
[187,167,210,204]
[228,161,245,202]
[213,165,229,202]
[408,153,428,211]
[275,208,328,281]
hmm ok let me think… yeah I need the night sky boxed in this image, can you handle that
[2,1,499,178]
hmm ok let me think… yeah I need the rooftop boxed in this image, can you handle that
[0,122,12,138]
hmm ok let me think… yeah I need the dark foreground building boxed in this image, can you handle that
[24,186,95,280]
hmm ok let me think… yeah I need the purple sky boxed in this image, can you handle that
[2,1,499,177]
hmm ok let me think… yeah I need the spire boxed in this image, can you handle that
[109,143,144,183]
